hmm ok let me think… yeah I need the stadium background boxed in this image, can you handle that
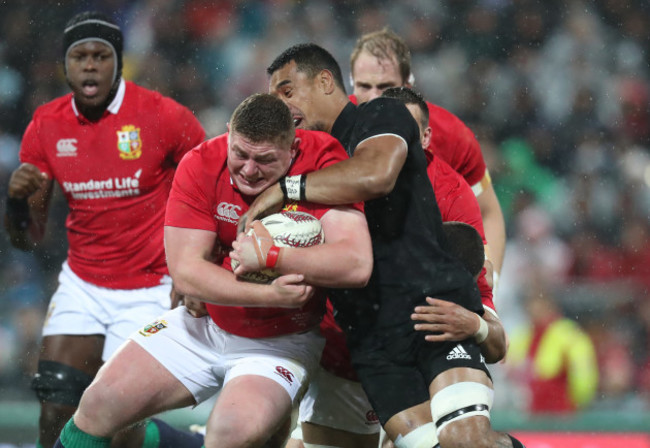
[1,0,649,446]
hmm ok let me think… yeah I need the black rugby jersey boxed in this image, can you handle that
[328,99,482,342]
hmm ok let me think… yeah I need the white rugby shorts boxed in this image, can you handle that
[297,367,380,435]
[42,261,172,360]
[132,306,325,405]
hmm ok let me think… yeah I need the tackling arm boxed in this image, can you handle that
[239,135,407,231]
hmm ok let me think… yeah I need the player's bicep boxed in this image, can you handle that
[353,134,408,196]
[320,206,371,251]
[164,226,216,275]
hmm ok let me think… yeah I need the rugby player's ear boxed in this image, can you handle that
[290,137,301,159]
[421,126,432,149]
[319,69,336,95]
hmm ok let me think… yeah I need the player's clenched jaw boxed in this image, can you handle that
[66,41,116,111]
[227,130,296,197]
[268,61,328,132]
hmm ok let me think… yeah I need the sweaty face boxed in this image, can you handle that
[227,130,295,197]
[269,61,328,132]
[352,50,403,103]
[66,41,116,110]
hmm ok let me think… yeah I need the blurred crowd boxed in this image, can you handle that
[1,0,650,414]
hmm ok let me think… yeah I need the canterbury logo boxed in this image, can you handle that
[56,139,78,157]
[365,410,380,425]
[446,344,472,360]
[215,202,242,223]
[274,366,294,384]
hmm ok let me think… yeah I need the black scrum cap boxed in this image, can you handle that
[63,12,123,84]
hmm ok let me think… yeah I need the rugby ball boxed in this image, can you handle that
[232,211,324,284]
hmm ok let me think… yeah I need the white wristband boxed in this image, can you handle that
[474,315,489,344]
[284,175,302,201]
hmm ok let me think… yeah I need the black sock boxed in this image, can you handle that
[509,434,525,448]
[150,418,204,448]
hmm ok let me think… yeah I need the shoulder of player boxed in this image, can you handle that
[126,81,188,114]
[295,128,342,149]
[180,134,228,172]
[426,101,468,129]
[355,97,417,137]
[31,93,73,122]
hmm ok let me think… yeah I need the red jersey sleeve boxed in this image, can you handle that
[19,117,53,178]
[165,145,216,232]
[158,97,206,164]
[429,157,496,314]
[426,102,488,194]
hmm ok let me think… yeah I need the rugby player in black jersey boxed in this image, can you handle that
[241,43,524,448]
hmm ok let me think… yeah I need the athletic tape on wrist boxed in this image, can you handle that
[284,175,302,201]
[299,174,307,202]
[279,177,288,199]
[266,246,281,268]
[474,315,489,344]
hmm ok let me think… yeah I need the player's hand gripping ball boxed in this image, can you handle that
[231,211,324,283]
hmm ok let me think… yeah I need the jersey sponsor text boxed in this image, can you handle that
[62,169,143,200]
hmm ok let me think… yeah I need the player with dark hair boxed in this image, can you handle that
[349,28,507,296]
[243,43,524,448]
[442,222,486,277]
[286,86,507,448]
[52,93,372,448]
[4,11,206,448]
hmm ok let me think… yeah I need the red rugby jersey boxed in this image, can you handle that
[165,129,360,338]
[20,80,205,289]
[349,95,489,195]
[428,155,495,313]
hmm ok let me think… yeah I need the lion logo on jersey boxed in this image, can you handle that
[117,125,142,160]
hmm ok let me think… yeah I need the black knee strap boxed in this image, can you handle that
[31,360,94,406]
[435,404,489,428]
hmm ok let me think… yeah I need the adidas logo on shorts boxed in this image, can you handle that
[446,344,472,361]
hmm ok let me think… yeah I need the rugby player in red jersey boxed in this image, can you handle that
[52,93,372,448]
[4,11,206,448]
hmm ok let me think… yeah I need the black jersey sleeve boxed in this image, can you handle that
[354,98,421,153]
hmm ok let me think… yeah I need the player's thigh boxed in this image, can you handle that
[351,348,429,427]
[299,368,380,437]
[207,374,293,444]
[429,367,495,447]
[76,339,195,433]
[302,421,379,448]
[383,401,431,445]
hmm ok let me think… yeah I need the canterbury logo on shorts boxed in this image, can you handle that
[366,410,380,425]
[274,366,294,384]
